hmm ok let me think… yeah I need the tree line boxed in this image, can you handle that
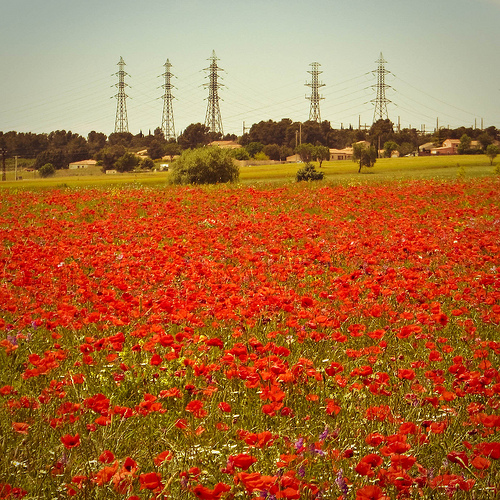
[0,121,498,172]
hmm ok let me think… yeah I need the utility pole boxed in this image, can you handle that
[242,121,251,135]
[160,59,176,140]
[114,57,130,133]
[371,52,391,123]
[1,148,6,181]
[305,62,325,123]
[15,156,18,181]
[204,50,224,135]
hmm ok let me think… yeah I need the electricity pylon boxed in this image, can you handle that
[371,52,391,123]
[305,62,325,122]
[204,50,224,135]
[114,57,130,133]
[160,59,176,140]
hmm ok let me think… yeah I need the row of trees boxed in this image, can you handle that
[1,122,498,172]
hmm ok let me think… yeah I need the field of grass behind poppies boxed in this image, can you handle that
[1,178,499,499]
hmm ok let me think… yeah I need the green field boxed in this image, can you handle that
[0,154,496,189]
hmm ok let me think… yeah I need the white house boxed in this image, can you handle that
[68,159,97,169]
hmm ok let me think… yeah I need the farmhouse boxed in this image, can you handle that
[209,140,242,150]
[430,138,481,155]
[431,139,460,155]
[68,159,97,169]
[328,141,370,161]
[329,147,353,161]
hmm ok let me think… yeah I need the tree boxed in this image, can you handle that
[296,163,324,182]
[263,144,281,161]
[164,142,181,160]
[141,157,155,170]
[486,144,499,166]
[398,142,415,157]
[245,142,264,158]
[280,146,293,161]
[300,120,333,146]
[231,148,250,161]
[370,119,394,150]
[254,151,269,161]
[247,119,292,146]
[352,143,377,173]
[477,132,493,151]
[295,143,315,163]
[315,145,330,167]
[39,163,56,177]
[108,132,134,147]
[147,140,164,160]
[177,123,211,150]
[87,131,107,155]
[170,147,239,185]
[34,149,67,170]
[457,134,472,155]
[66,136,90,164]
[115,152,139,172]
[48,130,75,149]
[96,145,126,171]
[383,141,399,158]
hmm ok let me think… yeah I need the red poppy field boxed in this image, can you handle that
[1,178,499,500]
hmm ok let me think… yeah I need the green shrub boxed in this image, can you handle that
[170,147,239,185]
[115,152,139,172]
[231,148,250,161]
[254,151,270,161]
[296,163,324,182]
[140,157,155,170]
[39,163,56,177]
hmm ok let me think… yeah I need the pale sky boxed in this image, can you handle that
[1,0,499,137]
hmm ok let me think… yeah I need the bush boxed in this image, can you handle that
[254,151,270,161]
[140,157,155,170]
[39,163,56,177]
[170,147,239,185]
[231,148,250,161]
[296,163,324,182]
[115,152,139,172]
[245,142,264,158]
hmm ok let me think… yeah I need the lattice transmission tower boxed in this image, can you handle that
[305,62,325,122]
[204,50,224,135]
[114,57,130,133]
[371,52,391,123]
[160,59,176,140]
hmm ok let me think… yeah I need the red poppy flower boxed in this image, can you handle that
[218,401,231,412]
[192,482,231,500]
[139,472,163,491]
[185,400,208,418]
[12,422,30,435]
[154,450,173,466]
[61,433,80,449]
[355,485,389,500]
[229,453,257,470]
[471,455,491,470]
[98,450,115,463]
